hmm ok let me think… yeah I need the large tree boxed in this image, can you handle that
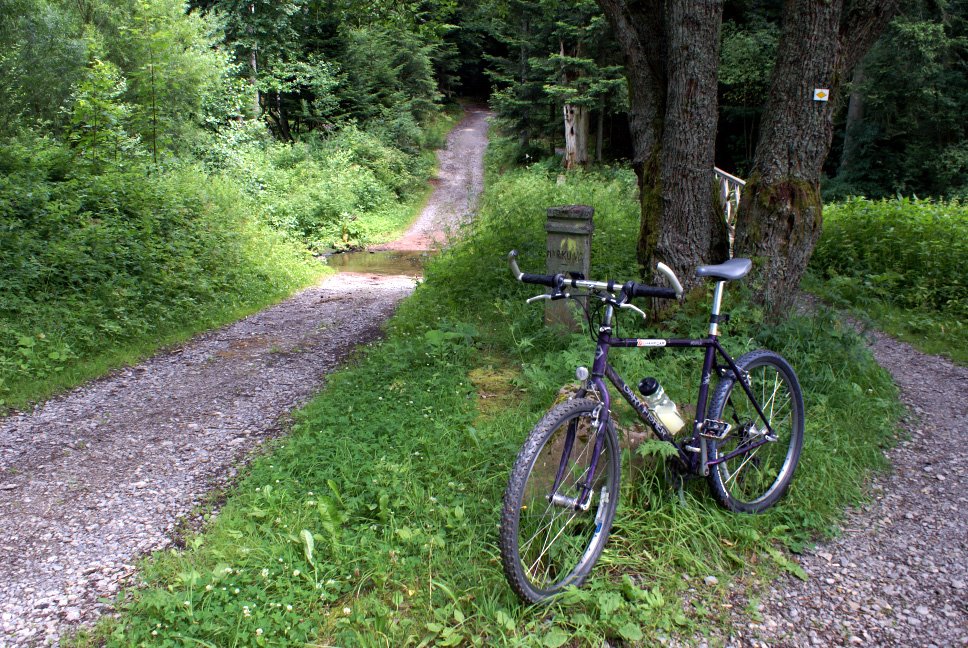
[733,0,899,309]
[600,0,898,308]
[597,0,728,291]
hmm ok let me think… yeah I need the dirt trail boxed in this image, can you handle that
[0,107,491,647]
[713,325,968,647]
[372,104,490,251]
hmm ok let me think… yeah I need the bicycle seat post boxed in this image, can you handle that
[709,281,726,337]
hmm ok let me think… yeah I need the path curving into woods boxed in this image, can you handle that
[0,106,491,647]
[700,323,968,647]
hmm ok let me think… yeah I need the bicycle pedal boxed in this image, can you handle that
[700,419,732,441]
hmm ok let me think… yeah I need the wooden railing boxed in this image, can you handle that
[714,167,745,256]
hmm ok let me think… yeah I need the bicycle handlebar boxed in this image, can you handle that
[507,249,683,300]
[507,250,559,288]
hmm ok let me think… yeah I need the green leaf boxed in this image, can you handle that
[765,546,807,581]
[495,610,515,631]
[300,529,315,566]
[618,622,643,641]
[598,591,624,615]
[543,628,570,648]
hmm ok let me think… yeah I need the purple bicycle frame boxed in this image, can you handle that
[565,327,778,509]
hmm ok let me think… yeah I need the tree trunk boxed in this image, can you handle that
[250,48,260,117]
[596,105,604,162]
[563,103,589,169]
[653,0,727,285]
[734,0,898,312]
[838,63,865,174]
[599,0,725,289]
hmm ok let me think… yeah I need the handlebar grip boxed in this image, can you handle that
[520,273,558,287]
[629,283,677,300]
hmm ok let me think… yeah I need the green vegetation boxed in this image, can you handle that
[0,136,321,409]
[808,198,967,364]
[93,159,902,646]
[0,0,459,408]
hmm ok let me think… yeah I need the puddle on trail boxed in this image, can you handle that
[324,249,434,276]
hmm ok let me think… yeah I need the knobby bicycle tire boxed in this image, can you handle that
[499,397,621,604]
[706,349,805,513]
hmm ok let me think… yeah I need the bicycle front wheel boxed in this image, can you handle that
[499,397,620,604]
[707,350,804,513]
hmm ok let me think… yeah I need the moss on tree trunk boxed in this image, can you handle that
[735,175,823,314]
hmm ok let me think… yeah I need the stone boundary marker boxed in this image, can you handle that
[544,205,593,330]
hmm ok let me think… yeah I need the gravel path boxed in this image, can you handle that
[372,104,489,251]
[0,108,491,647]
[716,325,967,647]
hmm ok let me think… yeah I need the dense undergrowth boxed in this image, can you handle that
[0,113,455,411]
[807,198,967,364]
[0,136,321,409]
[90,153,902,646]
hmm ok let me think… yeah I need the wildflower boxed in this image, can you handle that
[256,628,263,636]
[293,569,300,577]
[261,568,269,578]
[243,606,251,617]
[151,630,158,636]
[205,584,213,591]
[343,607,352,615]
[286,604,293,611]
[234,588,240,594]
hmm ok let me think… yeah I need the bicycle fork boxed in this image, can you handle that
[548,384,610,512]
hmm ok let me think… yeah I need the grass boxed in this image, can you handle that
[77,159,904,646]
[807,197,967,365]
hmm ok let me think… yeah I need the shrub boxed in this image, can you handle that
[0,134,319,405]
[811,198,967,317]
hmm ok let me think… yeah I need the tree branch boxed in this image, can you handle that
[840,0,901,73]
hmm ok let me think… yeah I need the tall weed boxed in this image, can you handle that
[0,135,320,407]
[809,197,967,362]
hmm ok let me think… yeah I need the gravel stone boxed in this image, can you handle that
[685,315,968,647]
[0,107,491,646]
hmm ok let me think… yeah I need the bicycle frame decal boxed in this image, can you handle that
[635,339,667,347]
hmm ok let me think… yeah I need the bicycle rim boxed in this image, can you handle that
[710,356,803,510]
[503,400,619,601]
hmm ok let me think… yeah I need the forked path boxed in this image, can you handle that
[0,106,491,646]
[717,326,967,647]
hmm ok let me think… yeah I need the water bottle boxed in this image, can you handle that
[638,377,686,434]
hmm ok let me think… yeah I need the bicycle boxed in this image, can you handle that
[499,250,804,604]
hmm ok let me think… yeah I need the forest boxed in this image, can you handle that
[2,1,967,645]
[0,0,963,448]
[1,0,964,407]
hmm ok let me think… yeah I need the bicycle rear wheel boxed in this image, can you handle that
[706,350,804,513]
[499,397,620,604]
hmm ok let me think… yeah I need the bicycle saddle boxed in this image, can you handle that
[695,258,752,281]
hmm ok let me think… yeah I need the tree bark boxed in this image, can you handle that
[596,105,604,162]
[598,0,725,289]
[250,48,260,117]
[734,0,898,312]
[655,0,727,285]
[838,63,865,174]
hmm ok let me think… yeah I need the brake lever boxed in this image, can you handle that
[619,302,648,320]
[527,292,569,304]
